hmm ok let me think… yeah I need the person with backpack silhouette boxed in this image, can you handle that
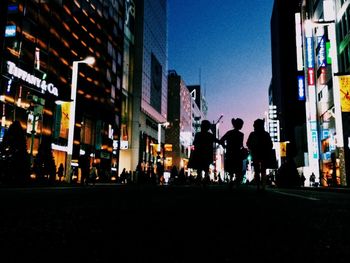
[188,120,220,185]
[247,119,273,191]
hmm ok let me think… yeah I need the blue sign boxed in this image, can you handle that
[0,127,5,142]
[297,75,305,101]
[8,5,18,13]
[5,25,16,37]
[306,37,314,68]
[318,36,327,67]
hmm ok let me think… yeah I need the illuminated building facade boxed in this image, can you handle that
[300,0,349,186]
[270,0,308,176]
[0,0,124,181]
[130,0,168,171]
[166,70,192,171]
[118,0,135,173]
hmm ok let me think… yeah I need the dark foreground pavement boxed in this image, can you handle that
[0,184,349,262]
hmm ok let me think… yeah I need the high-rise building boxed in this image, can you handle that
[0,0,124,182]
[118,0,136,173]
[166,70,192,171]
[270,0,307,169]
[128,0,168,172]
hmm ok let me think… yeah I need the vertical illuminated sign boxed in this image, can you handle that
[306,37,315,86]
[326,42,332,64]
[297,75,305,101]
[308,68,315,85]
[295,13,304,71]
[306,38,314,68]
[318,36,327,67]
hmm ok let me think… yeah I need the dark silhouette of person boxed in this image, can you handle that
[79,152,90,186]
[220,118,244,188]
[178,167,186,185]
[309,172,316,187]
[190,120,220,185]
[156,156,164,185]
[247,119,273,191]
[170,165,178,184]
[120,168,127,184]
[57,163,64,182]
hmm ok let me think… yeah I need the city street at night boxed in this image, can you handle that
[0,184,349,262]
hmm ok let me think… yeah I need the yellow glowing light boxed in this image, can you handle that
[59,76,68,84]
[71,50,78,57]
[72,33,79,40]
[63,5,72,15]
[73,17,80,25]
[60,58,69,66]
[62,22,70,32]
[7,47,20,57]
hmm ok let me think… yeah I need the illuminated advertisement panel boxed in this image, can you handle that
[306,37,314,68]
[5,25,16,37]
[339,75,350,112]
[318,36,327,67]
[297,75,305,101]
[308,68,315,85]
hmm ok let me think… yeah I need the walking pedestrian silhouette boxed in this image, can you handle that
[188,120,220,185]
[247,119,273,191]
[57,163,64,182]
[220,118,245,188]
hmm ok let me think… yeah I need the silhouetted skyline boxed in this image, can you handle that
[168,0,273,142]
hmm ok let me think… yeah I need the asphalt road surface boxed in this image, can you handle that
[0,184,349,262]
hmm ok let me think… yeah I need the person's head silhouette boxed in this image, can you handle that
[233,118,244,130]
[200,120,211,132]
[253,118,265,131]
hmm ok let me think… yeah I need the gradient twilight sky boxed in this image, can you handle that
[168,0,274,142]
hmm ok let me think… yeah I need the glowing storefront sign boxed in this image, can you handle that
[306,37,314,68]
[339,75,350,112]
[5,25,16,37]
[320,67,327,85]
[308,68,315,85]
[7,61,58,97]
[295,13,304,71]
[318,36,327,67]
[297,75,305,101]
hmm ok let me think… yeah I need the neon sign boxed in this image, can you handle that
[5,25,16,37]
[7,61,58,97]
[297,75,305,101]
[306,37,314,68]
[308,68,315,86]
[318,36,327,67]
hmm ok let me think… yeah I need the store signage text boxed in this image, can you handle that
[318,36,327,67]
[297,75,305,101]
[306,37,314,68]
[5,25,16,37]
[7,61,58,97]
[307,68,315,86]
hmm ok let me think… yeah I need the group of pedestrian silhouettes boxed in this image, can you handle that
[189,117,273,191]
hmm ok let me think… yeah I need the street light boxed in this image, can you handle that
[66,56,95,183]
